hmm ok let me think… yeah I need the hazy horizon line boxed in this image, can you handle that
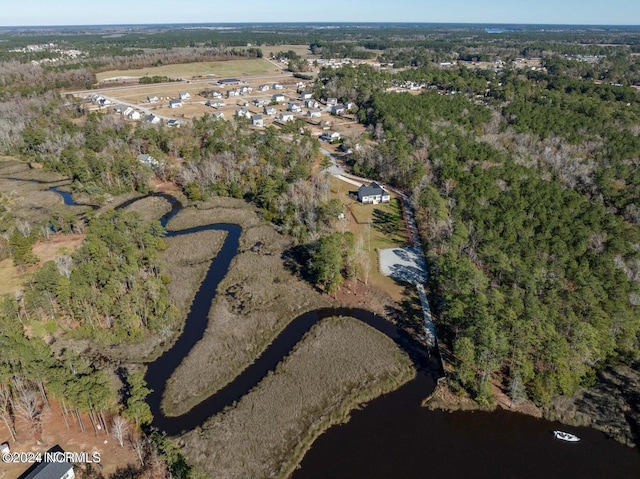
[1,21,639,29]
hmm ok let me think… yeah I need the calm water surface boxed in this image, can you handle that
[293,374,640,479]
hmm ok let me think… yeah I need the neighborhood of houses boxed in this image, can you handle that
[84,77,356,137]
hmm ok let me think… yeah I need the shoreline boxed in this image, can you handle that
[423,367,640,449]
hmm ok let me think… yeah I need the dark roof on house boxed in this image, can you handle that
[358,182,388,197]
[19,445,73,479]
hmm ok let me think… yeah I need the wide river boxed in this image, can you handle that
[60,188,640,478]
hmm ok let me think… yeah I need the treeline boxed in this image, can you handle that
[331,70,640,405]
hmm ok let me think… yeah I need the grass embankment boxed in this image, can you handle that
[96,58,274,82]
[162,197,331,416]
[180,316,415,479]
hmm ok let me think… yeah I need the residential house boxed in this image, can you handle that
[146,95,159,103]
[240,86,253,94]
[205,100,225,108]
[299,91,313,100]
[320,120,331,130]
[235,108,251,119]
[278,112,294,122]
[357,182,390,204]
[137,154,160,167]
[127,110,141,120]
[210,90,223,99]
[19,445,74,479]
[305,99,319,109]
[251,115,265,127]
[123,106,134,117]
[326,97,338,107]
[344,101,355,110]
[331,104,346,115]
[178,92,191,100]
[113,104,127,114]
[167,119,183,128]
[263,105,277,116]
[251,98,269,107]
[307,109,322,118]
[272,93,285,103]
[227,89,241,98]
[272,83,284,90]
[145,114,161,124]
[211,111,225,120]
[258,84,270,92]
[168,99,183,109]
[288,102,302,112]
[320,131,341,142]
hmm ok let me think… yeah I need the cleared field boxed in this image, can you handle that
[180,316,415,479]
[262,44,316,58]
[162,197,331,416]
[97,59,274,82]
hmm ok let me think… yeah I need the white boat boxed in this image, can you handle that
[553,430,580,442]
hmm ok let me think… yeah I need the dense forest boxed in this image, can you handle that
[1,23,640,476]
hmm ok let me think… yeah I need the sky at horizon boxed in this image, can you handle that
[1,0,639,27]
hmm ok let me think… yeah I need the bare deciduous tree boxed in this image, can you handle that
[112,416,129,448]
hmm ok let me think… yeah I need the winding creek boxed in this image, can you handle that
[43,185,640,477]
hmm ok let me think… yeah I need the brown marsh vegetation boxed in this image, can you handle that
[162,197,331,416]
[180,316,415,479]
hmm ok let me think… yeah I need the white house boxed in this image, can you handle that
[145,114,161,124]
[137,154,160,167]
[320,131,341,142]
[264,105,277,116]
[326,97,338,107]
[168,99,183,108]
[146,95,159,103]
[211,111,225,120]
[167,119,183,128]
[307,109,322,118]
[278,112,294,122]
[113,104,127,114]
[179,92,191,100]
[305,99,319,109]
[251,115,265,127]
[228,89,241,97]
[235,108,251,118]
[299,92,313,100]
[206,100,225,108]
[272,83,284,90]
[127,110,141,120]
[258,84,270,92]
[211,90,223,99]
[320,120,331,130]
[272,94,285,103]
[357,182,390,204]
[331,104,346,115]
[240,86,253,94]
[123,106,134,117]
[288,102,302,112]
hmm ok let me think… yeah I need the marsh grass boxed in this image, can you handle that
[123,195,172,222]
[180,316,415,479]
[162,197,331,416]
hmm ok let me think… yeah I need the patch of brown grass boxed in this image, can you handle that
[123,196,172,222]
[161,197,331,416]
[180,316,415,479]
